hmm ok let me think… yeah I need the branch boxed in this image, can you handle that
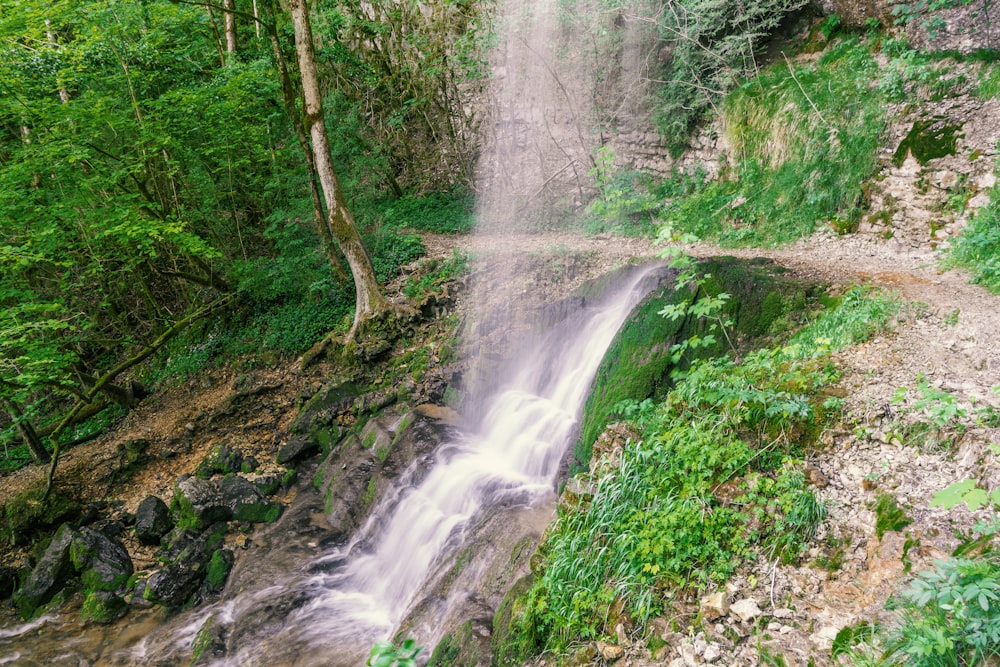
[43,293,233,499]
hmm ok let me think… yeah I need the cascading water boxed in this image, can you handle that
[0,0,666,664]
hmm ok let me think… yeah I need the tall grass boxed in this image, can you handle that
[661,38,887,246]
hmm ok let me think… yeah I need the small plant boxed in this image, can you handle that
[871,493,913,539]
[893,377,968,430]
[367,638,423,667]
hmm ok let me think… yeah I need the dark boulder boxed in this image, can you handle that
[69,526,133,593]
[81,590,128,624]
[13,523,77,617]
[196,443,244,479]
[145,523,226,608]
[0,566,20,600]
[135,495,173,546]
[173,475,282,530]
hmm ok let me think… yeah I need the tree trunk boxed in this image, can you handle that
[223,0,238,54]
[2,399,50,464]
[264,6,349,284]
[288,0,391,335]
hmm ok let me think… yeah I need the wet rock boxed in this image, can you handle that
[730,598,762,623]
[135,495,173,546]
[146,524,227,608]
[81,590,128,624]
[275,433,321,464]
[203,548,234,594]
[0,566,19,600]
[70,527,133,593]
[144,559,205,608]
[700,591,730,620]
[13,524,76,617]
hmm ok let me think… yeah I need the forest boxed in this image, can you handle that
[3,0,1000,665]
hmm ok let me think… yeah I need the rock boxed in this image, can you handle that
[13,524,77,617]
[0,566,20,600]
[173,475,281,530]
[275,433,321,464]
[413,403,460,425]
[702,644,722,663]
[144,560,205,608]
[596,641,624,661]
[146,524,227,607]
[174,476,233,529]
[203,549,234,594]
[81,590,128,624]
[196,443,244,479]
[809,624,841,650]
[219,475,282,524]
[678,641,699,667]
[70,527,133,593]
[730,598,762,623]
[700,591,730,620]
[135,495,173,546]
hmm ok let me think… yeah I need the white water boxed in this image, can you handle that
[213,263,664,666]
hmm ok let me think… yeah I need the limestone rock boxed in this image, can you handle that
[730,598,762,622]
[700,590,730,620]
[596,641,624,661]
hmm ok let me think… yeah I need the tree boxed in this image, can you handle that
[287,0,395,338]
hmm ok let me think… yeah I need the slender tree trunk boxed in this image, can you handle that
[288,0,390,334]
[223,0,238,54]
[265,11,349,283]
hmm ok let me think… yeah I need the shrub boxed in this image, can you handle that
[950,185,1000,293]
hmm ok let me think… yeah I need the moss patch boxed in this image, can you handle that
[892,117,963,166]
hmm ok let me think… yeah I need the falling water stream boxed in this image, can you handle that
[0,0,666,663]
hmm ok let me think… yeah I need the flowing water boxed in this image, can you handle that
[0,0,666,663]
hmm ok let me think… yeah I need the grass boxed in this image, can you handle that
[659,38,887,246]
[497,281,901,659]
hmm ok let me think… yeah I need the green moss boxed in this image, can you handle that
[491,575,540,667]
[2,489,80,547]
[281,468,298,488]
[205,549,233,590]
[872,493,912,539]
[892,118,962,166]
[361,477,378,508]
[428,620,488,666]
[232,501,281,524]
[80,591,127,624]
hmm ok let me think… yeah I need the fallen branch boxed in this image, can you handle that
[43,294,233,500]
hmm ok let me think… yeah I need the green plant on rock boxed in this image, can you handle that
[367,638,423,667]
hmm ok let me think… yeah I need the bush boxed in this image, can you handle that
[950,185,1000,293]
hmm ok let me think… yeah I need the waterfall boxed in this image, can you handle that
[218,265,662,667]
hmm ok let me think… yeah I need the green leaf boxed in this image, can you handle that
[930,479,980,510]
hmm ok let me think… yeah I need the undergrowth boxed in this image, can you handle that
[949,183,1000,293]
[500,281,900,658]
[660,38,886,246]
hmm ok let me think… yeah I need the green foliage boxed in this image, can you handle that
[660,39,886,245]
[950,184,1000,293]
[652,0,809,154]
[367,638,423,667]
[403,250,469,300]
[513,346,834,652]
[789,286,901,353]
[892,376,968,430]
[584,147,662,235]
[872,493,913,539]
[364,189,476,234]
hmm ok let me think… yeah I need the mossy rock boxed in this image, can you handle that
[80,590,128,624]
[2,489,81,547]
[429,619,491,666]
[204,549,234,592]
[892,117,963,166]
[196,444,244,480]
[573,257,815,473]
[491,574,540,667]
[12,523,76,618]
[69,527,134,593]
